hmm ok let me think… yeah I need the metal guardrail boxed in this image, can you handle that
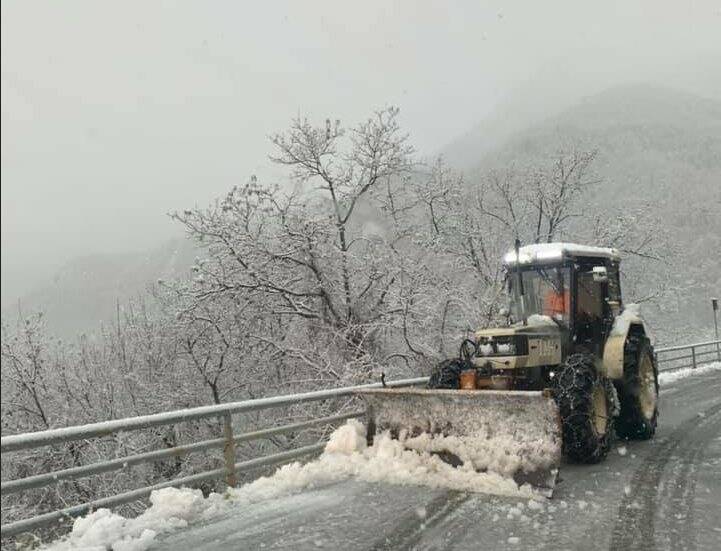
[1,339,720,540]
[655,339,721,372]
[0,376,427,539]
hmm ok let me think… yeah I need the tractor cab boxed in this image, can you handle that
[503,243,622,356]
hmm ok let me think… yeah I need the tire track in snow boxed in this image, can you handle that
[660,408,719,551]
[665,440,703,551]
[369,491,469,550]
[609,402,721,550]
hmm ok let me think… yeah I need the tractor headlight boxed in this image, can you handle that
[476,335,529,357]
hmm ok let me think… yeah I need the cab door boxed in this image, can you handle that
[573,260,609,353]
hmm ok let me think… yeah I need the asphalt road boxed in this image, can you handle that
[153,368,721,551]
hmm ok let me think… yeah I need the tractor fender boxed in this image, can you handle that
[602,304,649,380]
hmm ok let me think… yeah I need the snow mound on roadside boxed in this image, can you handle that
[323,419,367,454]
[227,419,537,504]
[43,419,540,550]
[42,487,218,551]
[659,361,721,385]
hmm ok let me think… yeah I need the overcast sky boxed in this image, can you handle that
[2,0,720,304]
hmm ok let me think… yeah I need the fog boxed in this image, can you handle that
[2,0,720,305]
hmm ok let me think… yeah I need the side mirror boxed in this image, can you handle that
[592,266,609,283]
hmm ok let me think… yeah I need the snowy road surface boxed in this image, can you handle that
[153,368,721,551]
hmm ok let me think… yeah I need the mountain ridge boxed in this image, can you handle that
[4,83,719,342]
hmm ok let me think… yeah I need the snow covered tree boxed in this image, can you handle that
[171,108,420,382]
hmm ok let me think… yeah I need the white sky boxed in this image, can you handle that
[2,0,720,303]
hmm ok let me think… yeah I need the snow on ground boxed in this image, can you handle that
[363,390,560,481]
[43,420,539,551]
[42,487,223,551]
[43,363,719,550]
[220,420,539,515]
[659,361,721,385]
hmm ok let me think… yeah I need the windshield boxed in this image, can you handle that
[508,265,571,324]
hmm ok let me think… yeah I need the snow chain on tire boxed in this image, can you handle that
[554,353,615,463]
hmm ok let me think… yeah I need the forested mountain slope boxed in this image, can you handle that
[444,84,721,342]
[5,85,719,343]
[2,238,198,338]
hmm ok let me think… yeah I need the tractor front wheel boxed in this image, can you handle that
[555,353,615,463]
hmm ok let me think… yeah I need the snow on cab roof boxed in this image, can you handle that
[503,242,620,265]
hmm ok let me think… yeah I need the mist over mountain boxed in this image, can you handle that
[2,238,199,338]
[4,83,720,343]
[444,83,721,342]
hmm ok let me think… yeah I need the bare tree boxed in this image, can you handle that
[531,149,600,242]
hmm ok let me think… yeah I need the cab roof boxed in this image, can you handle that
[503,242,621,266]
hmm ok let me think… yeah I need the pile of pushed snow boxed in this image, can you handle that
[659,361,721,385]
[401,430,555,482]
[43,420,540,550]
[43,487,223,551]
[224,420,538,506]
[362,389,560,484]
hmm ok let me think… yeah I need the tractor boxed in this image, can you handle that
[356,242,659,495]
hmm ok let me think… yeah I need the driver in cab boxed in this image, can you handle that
[543,275,570,321]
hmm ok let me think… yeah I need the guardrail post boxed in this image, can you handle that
[691,346,697,369]
[713,298,720,360]
[221,413,237,487]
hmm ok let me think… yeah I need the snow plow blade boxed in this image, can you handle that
[355,388,562,497]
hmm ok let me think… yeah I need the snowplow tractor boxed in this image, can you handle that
[356,243,658,497]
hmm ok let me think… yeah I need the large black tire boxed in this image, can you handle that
[427,359,463,389]
[616,333,659,440]
[554,353,615,463]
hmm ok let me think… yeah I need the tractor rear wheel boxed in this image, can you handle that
[427,359,463,389]
[554,353,615,463]
[616,334,658,440]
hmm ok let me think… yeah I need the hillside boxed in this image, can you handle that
[2,238,199,337]
[5,84,720,343]
[444,83,721,343]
